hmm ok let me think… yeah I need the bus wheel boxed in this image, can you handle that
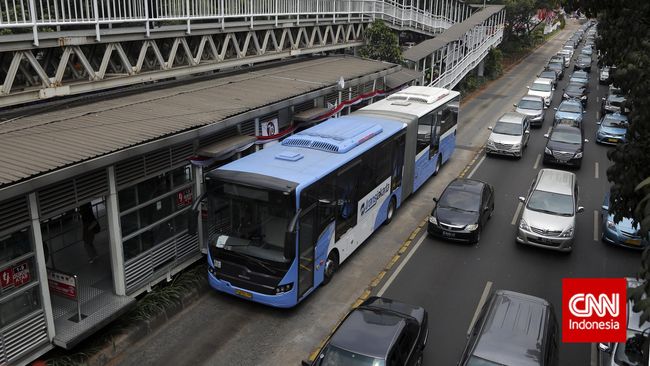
[385,197,397,225]
[323,252,339,285]
[433,156,442,176]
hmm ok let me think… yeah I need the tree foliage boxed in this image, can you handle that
[359,20,402,64]
[585,0,650,324]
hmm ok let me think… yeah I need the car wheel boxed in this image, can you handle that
[474,228,482,244]
[384,197,397,225]
[323,251,339,285]
[489,204,494,219]
[415,353,423,366]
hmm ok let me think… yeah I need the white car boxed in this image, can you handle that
[557,50,572,67]
[562,46,574,59]
[527,78,555,107]
[486,112,530,158]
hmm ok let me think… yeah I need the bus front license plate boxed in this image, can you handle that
[235,289,252,299]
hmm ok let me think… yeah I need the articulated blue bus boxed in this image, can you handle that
[203,86,460,307]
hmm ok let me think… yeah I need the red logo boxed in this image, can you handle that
[562,278,627,343]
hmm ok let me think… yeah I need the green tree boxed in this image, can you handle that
[585,0,650,324]
[359,20,402,64]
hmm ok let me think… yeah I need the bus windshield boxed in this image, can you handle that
[207,179,294,263]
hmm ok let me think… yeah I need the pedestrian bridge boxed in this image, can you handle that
[0,0,504,107]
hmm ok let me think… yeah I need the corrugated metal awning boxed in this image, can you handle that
[0,56,400,192]
[385,69,423,89]
[403,5,505,62]
[197,135,256,158]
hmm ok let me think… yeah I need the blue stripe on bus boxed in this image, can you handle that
[413,151,439,192]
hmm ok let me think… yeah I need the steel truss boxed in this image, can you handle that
[0,22,365,107]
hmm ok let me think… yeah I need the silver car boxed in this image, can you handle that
[514,95,546,127]
[516,169,584,252]
[486,112,530,158]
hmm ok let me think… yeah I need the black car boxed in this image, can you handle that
[574,55,592,72]
[546,62,564,79]
[562,83,589,106]
[306,297,428,366]
[428,178,494,243]
[539,69,558,87]
[543,125,587,168]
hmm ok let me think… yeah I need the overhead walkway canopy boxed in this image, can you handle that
[403,5,505,62]
[0,56,402,199]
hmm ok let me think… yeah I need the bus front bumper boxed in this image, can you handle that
[208,266,297,308]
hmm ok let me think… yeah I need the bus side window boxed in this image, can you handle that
[318,175,336,234]
[374,142,392,187]
[335,161,361,241]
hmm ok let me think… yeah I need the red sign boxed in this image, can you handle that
[176,189,193,207]
[562,278,627,343]
[0,261,31,290]
[48,270,77,299]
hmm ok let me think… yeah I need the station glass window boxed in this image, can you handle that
[118,165,194,261]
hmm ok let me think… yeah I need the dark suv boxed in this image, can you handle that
[306,297,428,366]
[459,290,559,366]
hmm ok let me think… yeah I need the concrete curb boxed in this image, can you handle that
[86,277,209,366]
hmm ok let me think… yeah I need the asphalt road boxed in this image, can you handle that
[104,20,641,366]
[378,24,641,366]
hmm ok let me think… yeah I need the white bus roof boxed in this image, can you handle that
[361,86,460,118]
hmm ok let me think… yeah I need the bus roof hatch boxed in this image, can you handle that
[282,119,383,154]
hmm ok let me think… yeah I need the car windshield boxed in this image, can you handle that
[439,188,481,212]
[531,82,551,92]
[518,99,543,110]
[493,121,522,136]
[540,71,556,79]
[317,345,386,366]
[559,103,582,113]
[566,85,584,94]
[579,56,591,62]
[466,356,504,366]
[550,129,581,144]
[613,331,644,366]
[207,179,294,263]
[602,116,628,128]
[527,190,574,216]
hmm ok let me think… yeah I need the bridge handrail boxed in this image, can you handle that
[0,0,469,44]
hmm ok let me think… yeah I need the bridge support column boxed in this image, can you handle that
[477,59,485,77]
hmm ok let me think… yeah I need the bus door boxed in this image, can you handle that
[429,110,442,159]
[297,206,316,298]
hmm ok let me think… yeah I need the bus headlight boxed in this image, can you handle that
[275,283,294,294]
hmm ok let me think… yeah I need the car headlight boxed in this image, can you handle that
[560,226,574,238]
[581,95,587,99]
[606,220,616,230]
[519,219,530,231]
[574,151,583,158]
[487,139,495,147]
[466,224,479,231]
[563,93,570,99]
[545,147,552,155]
[512,143,521,150]
[429,216,438,225]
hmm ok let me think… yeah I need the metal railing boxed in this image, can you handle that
[0,0,470,44]
[430,25,504,90]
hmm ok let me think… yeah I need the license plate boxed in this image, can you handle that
[607,138,618,143]
[235,289,252,299]
[625,239,641,246]
[442,231,456,238]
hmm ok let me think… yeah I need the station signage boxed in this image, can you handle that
[0,261,31,290]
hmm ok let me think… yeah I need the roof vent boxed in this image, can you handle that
[275,151,304,161]
[281,119,383,154]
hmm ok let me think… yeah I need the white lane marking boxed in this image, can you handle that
[467,156,486,179]
[511,202,524,226]
[596,111,600,120]
[595,162,599,179]
[594,210,599,241]
[533,154,542,170]
[467,281,493,336]
[547,126,552,135]
[377,233,427,297]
